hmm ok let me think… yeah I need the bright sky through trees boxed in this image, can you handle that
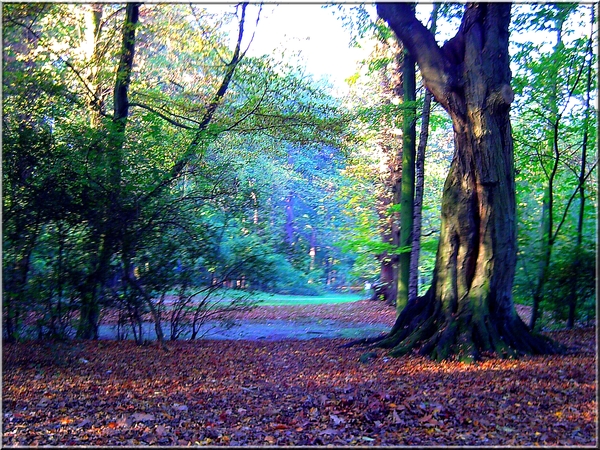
[244,3,375,96]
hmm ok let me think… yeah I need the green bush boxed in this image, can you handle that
[542,247,596,326]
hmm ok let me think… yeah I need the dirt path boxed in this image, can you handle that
[98,301,547,341]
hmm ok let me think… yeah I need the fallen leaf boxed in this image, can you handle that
[419,413,433,423]
[131,413,155,422]
[330,414,345,426]
[173,404,188,412]
[76,419,91,428]
[2,308,595,447]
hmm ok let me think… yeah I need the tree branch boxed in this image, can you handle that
[140,2,250,205]
[551,157,598,242]
[376,2,453,110]
[113,2,140,123]
[5,16,105,115]
[129,102,195,129]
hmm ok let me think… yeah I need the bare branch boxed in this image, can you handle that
[129,102,195,129]
[551,157,598,242]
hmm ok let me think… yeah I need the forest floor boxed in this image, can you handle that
[2,301,597,446]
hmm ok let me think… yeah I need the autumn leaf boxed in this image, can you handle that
[330,414,345,426]
[172,404,188,412]
[131,413,155,422]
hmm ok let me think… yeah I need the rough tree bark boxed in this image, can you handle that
[374,2,561,361]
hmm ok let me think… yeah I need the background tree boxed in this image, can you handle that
[409,3,440,308]
[337,7,453,306]
[396,7,416,313]
[511,3,597,330]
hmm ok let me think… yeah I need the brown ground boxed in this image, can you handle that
[2,302,596,446]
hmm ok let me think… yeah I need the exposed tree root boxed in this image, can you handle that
[345,289,564,363]
[381,300,563,362]
[339,334,388,349]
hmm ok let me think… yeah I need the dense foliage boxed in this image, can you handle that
[2,3,356,342]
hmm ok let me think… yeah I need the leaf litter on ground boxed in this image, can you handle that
[2,302,596,446]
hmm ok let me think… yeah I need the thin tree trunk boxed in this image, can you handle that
[77,3,140,339]
[568,5,594,328]
[83,3,104,128]
[529,19,564,331]
[285,191,295,247]
[409,90,432,303]
[529,186,552,330]
[409,4,439,305]
[396,45,416,313]
[125,274,169,351]
[372,36,403,306]
[3,226,39,342]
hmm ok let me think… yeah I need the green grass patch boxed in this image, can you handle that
[255,292,366,306]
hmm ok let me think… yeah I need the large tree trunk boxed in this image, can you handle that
[376,3,561,361]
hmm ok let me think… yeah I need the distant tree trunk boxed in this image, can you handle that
[372,37,403,306]
[83,3,104,128]
[309,228,317,272]
[285,191,295,247]
[3,223,39,342]
[376,3,561,361]
[529,186,553,331]
[528,15,565,331]
[373,150,400,304]
[568,6,594,329]
[371,255,398,304]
